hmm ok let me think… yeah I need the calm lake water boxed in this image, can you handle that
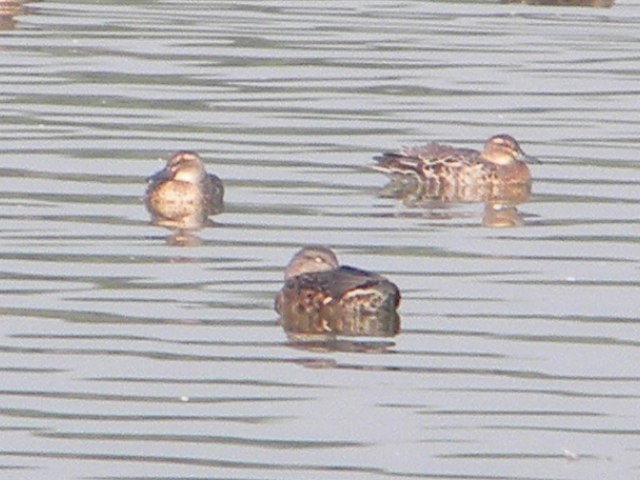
[1,1,639,479]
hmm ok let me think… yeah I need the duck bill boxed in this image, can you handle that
[520,153,541,164]
[146,169,170,183]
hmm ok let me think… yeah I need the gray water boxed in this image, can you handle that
[1,1,640,479]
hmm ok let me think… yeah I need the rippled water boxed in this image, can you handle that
[1,1,639,479]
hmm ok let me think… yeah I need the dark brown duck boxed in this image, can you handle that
[275,246,401,336]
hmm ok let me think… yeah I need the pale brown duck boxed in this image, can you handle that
[145,151,224,230]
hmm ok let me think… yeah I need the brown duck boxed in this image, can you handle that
[373,134,539,203]
[145,151,224,230]
[275,246,401,336]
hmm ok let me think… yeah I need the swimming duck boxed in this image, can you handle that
[144,151,224,229]
[373,134,539,202]
[275,246,401,336]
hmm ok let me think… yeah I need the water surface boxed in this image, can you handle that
[1,1,639,479]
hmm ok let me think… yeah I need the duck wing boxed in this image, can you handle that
[374,143,482,177]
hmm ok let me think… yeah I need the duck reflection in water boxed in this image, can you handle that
[482,202,525,228]
[145,151,224,245]
[374,134,539,227]
[275,246,401,346]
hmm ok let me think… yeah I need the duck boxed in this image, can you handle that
[275,246,401,336]
[373,134,539,203]
[144,151,224,229]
